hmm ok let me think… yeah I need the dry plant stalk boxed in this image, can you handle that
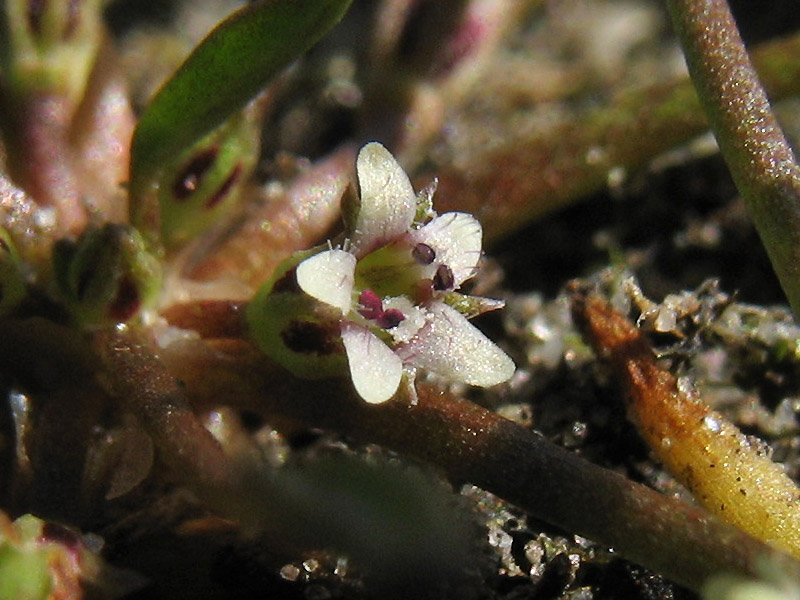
[572,289,800,560]
[161,298,800,592]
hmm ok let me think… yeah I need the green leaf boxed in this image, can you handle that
[129,0,354,241]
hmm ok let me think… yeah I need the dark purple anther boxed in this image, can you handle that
[411,243,436,265]
[358,289,384,320]
[432,264,455,291]
[377,309,405,329]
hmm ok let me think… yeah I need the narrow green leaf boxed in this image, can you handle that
[129,0,353,241]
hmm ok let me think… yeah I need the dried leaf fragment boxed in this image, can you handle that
[572,289,800,560]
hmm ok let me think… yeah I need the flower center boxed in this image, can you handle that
[357,289,383,320]
[357,289,406,330]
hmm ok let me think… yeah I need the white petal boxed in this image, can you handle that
[341,322,404,403]
[350,142,417,257]
[296,249,356,313]
[410,212,482,285]
[395,302,514,387]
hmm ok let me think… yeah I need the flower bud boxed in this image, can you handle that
[0,0,103,104]
[156,101,262,250]
[52,224,161,325]
[0,512,140,598]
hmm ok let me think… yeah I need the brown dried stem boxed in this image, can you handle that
[92,326,238,501]
[2,305,797,589]
[0,319,102,520]
[160,300,800,592]
[571,287,800,560]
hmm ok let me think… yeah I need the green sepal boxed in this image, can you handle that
[0,516,54,600]
[157,102,262,250]
[413,179,438,226]
[247,249,347,379]
[52,224,161,326]
[0,512,142,600]
[0,227,27,316]
[441,291,504,319]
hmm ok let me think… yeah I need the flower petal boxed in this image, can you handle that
[341,322,404,403]
[296,249,356,313]
[395,301,514,387]
[350,142,416,257]
[409,212,482,285]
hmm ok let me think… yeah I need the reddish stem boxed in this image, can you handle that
[157,318,800,591]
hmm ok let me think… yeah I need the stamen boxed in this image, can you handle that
[433,264,455,291]
[357,289,384,320]
[412,243,436,265]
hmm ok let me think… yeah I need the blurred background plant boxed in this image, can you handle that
[3,0,800,598]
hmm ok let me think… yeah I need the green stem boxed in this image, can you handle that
[666,0,800,317]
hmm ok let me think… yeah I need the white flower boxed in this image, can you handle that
[294,142,514,404]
